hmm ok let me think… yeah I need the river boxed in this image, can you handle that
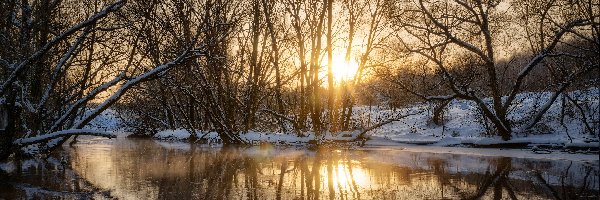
[1,137,598,199]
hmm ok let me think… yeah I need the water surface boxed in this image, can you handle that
[1,137,598,199]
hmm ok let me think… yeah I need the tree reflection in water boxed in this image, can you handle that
[0,138,598,199]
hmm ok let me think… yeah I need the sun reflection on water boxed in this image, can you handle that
[334,163,369,189]
[60,138,599,200]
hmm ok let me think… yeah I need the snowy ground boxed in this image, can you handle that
[362,137,599,162]
[365,88,599,148]
[85,109,121,131]
[88,88,599,155]
[151,88,598,149]
[154,129,362,145]
[145,133,599,162]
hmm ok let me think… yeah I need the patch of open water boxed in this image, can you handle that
[1,137,598,199]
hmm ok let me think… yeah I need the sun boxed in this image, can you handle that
[329,55,360,83]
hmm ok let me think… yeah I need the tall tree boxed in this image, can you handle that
[385,0,598,140]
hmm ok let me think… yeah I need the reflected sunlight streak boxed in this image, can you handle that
[320,161,370,191]
[336,164,369,188]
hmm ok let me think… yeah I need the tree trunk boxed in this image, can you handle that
[0,96,17,160]
[326,0,336,132]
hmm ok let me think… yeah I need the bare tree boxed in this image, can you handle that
[0,0,231,159]
[385,0,598,140]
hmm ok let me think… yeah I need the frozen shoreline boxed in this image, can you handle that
[85,87,599,162]
[362,136,599,162]
[147,131,599,162]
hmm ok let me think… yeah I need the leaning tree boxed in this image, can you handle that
[0,0,226,159]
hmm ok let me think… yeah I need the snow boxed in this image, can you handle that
[48,75,124,132]
[85,109,121,131]
[154,129,194,140]
[363,138,598,162]
[74,45,206,130]
[154,129,361,145]
[20,159,40,171]
[100,88,598,158]
[14,129,117,146]
[0,0,125,96]
[367,88,599,147]
[0,161,15,173]
[565,142,600,148]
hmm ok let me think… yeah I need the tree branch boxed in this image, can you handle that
[14,129,117,146]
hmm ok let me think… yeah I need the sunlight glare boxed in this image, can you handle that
[336,164,369,187]
[321,161,370,191]
[329,55,360,83]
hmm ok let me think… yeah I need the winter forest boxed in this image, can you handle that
[0,0,599,199]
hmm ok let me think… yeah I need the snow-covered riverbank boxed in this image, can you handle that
[89,88,599,156]
[152,88,598,150]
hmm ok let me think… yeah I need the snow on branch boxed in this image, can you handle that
[356,110,426,145]
[73,46,206,129]
[37,27,92,113]
[48,73,125,133]
[13,129,116,146]
[0,0,125,96]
